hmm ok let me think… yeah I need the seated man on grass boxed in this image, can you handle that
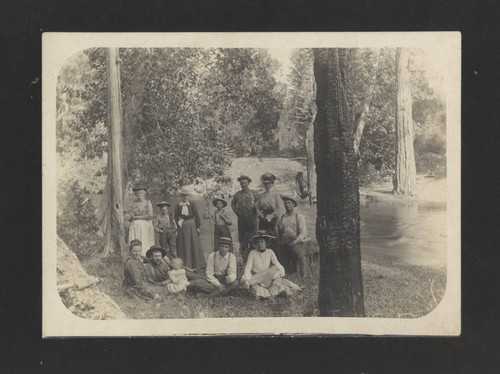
[144,245,204,284]
[189,237,239,297]
[123,240,170,301]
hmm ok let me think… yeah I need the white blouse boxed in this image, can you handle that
[242,248,285,281]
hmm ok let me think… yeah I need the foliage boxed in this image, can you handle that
[56,48,284,195]
[57,178,102,259]
[278,49,314,156]
[350,48,446,183]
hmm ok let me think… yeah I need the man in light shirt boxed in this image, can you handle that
[277,195,308,276]
[189,237,238,297]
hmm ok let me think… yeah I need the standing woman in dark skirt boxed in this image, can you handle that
[174,188,207,269]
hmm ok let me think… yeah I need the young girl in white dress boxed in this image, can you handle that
[167,258,190,295]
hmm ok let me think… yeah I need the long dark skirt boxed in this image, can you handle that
[178,218,206,269]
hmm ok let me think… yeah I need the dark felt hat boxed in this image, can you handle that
[156,201,171,207]
[237,175,252,183]
[251,230,276,240]
[261,172,277,183]
[212,198,227,208]
[146,245,167,258]
[132,185,148,192]
[217,237,233,246]
[282,195,298,207]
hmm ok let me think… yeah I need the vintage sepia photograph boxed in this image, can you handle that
[43,32,460,336]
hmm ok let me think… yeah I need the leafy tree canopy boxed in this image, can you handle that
[57,48,284,194]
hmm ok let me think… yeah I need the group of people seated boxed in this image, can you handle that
[123,172,311,302]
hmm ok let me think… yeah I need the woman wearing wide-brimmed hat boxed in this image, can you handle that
[174,187,206,269]
[256,173,284,251]
[127,185,155,256]
[241,230,302,299]
[154,201,177,258]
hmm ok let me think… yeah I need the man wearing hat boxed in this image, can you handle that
[123,241,170,300]
[143,245,173,286]
[203,198,233,250]
[277,196,308,276]
[154,201,177,258]
[231,175,259,262]
[188,237,238,297]
[144,245,203,284]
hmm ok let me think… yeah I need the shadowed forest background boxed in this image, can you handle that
[55,47,447,319]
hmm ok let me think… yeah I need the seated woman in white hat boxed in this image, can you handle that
[241,231,302,299]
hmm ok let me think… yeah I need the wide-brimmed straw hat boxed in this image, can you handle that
[217,237,233,246]
[237,175,252,183]
[146,245,167,258]
[156,201,171,207]
[281,195,298,207]
[261,172,277,184]
[251,230,276,240]
[132,185,148,192]
[212,198,227,208]
[179,187,190,195]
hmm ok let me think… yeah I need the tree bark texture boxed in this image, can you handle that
[306,123,317,203]
[313,49,365,317]
[393,48,417,196]
[353,98,372,156]
[305,76,317,203]
[102,48,127,259]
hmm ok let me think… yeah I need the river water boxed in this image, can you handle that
[115,192,447,268]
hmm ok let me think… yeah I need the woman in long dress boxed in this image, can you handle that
[241,231,302,299]
[127,186,155,256]
[256,173,284,252]
[174,188,206,269]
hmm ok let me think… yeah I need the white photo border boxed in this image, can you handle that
[43,32,461,337]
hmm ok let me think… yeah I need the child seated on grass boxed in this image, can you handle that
[167,258,190,299]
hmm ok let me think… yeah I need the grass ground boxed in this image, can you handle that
[82,254,446,319]
[77,157,447,319]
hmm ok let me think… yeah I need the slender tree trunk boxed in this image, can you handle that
[306,77,317,203]
[353,98,372,155]
[305,123,317,203]
[101,48,127,259]
[313,49,364,317]
[353,51,379,156]
[393,48,417,196]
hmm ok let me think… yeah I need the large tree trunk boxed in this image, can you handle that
[313,49,364,317]
[101,48,127,259]
[393,48,417,195]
